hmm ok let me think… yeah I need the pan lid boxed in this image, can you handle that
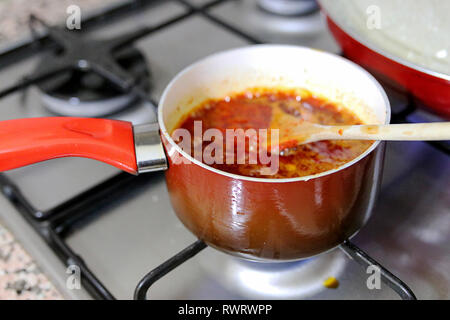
[319,0,450,81]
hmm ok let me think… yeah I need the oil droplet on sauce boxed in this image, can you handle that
[323,277,339,289]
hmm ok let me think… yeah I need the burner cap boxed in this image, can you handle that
[36,47,150,117]
[259,0,318,16]
[199,248,347,299]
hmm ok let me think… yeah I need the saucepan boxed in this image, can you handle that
[0,45,390,261]
[318,0,450,118]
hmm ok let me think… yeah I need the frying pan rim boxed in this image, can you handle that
[318,0,450,81]
[158,44,391,183]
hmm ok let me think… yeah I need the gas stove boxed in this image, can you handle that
[0,0,448,300]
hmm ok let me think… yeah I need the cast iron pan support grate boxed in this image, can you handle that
[0,14,149,100]
[340,240,416,300]
[134,239,417,300]
[0,7,195,102]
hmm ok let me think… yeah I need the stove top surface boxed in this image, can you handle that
[0,0,448,300]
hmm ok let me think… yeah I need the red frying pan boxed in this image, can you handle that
[319,0,450,119]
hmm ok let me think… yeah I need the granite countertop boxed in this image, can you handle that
[0,0,120,44]
[0,220,63,299]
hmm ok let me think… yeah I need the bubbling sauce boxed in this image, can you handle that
[172,89,373,178]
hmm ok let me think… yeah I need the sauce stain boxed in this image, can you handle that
[362,125,379,134]
[323,277,339,289]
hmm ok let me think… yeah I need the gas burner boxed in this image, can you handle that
[198,248,346,299]
[240,0,325,39]
[36,47,150,117]
[258,0,318,16]
[23,15,153,117]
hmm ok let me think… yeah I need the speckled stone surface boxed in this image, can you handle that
[0,0,121,43]
[0,221,63,300]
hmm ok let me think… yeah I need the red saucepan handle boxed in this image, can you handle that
[0,117,138,174]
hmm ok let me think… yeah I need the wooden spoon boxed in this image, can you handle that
[266,117,450,151]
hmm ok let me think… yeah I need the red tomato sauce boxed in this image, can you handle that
[173,89,372,178]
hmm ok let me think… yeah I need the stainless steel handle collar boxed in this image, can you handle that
[133,123,168,174]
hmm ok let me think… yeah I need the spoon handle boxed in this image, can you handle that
[321,122,450,141]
